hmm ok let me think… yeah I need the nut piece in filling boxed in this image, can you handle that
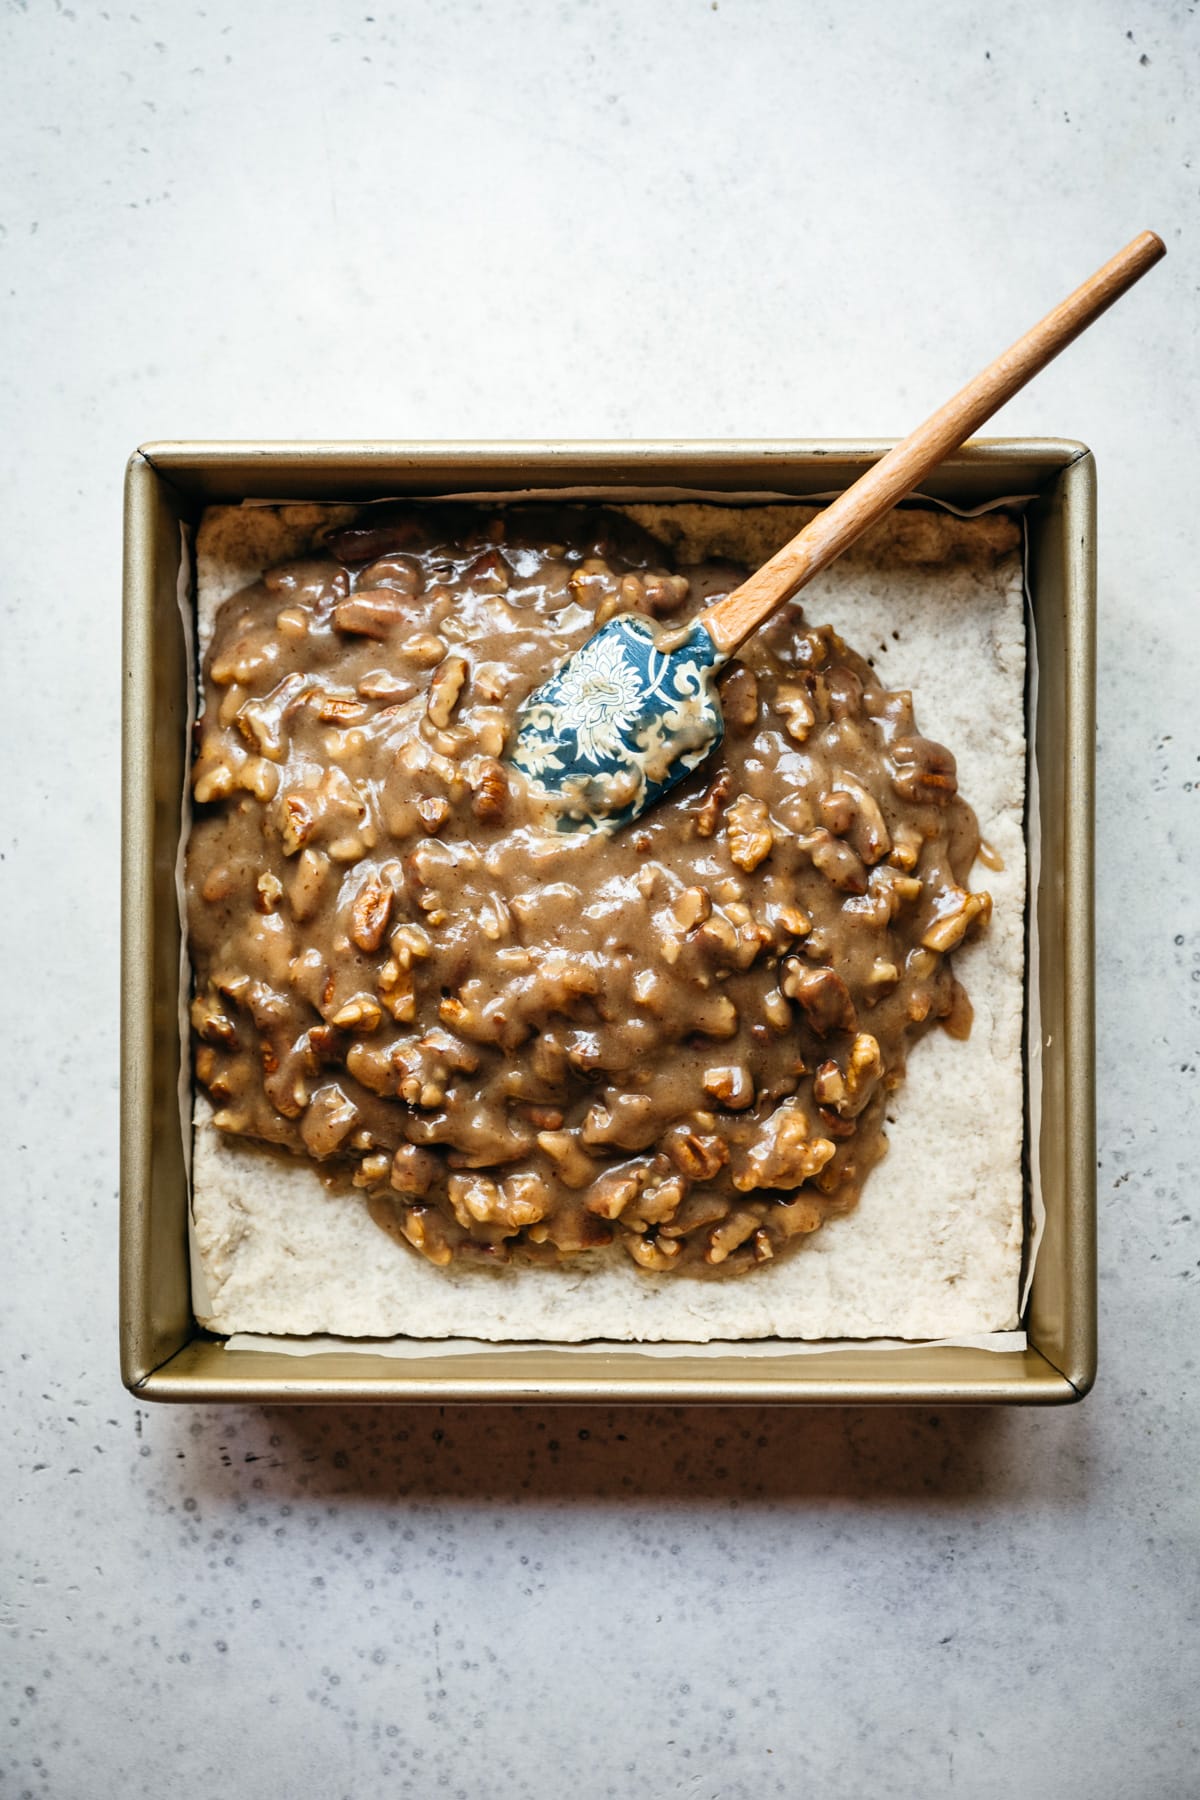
[187,504,993,1278]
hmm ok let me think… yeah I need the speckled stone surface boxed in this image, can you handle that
[2,3,1198,1796]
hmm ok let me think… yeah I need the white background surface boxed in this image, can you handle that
[2,2,1197,1795]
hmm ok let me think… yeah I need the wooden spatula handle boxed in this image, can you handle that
[702,229,1165,656]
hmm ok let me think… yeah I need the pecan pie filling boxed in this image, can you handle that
[187,505,992,1276]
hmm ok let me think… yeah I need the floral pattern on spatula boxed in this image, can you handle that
[510,614,726,832]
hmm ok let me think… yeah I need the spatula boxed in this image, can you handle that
[510,229,1165,832]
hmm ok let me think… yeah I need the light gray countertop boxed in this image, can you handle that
[2,3,1197,1795]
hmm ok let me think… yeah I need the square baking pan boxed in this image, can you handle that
[121,441,1096,1404]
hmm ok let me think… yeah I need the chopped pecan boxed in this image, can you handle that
[725,794,774,872]
[583,1166,643,1220]
[330,993,383,1032]
[705,1210,761,1265]
[390,922,433,967]
[867,957,900,996]
[277,792,314,857]
[673,886,712,931]
[890,735,958,804]
[299,1084,359,1157]
[426,653,467,728]
[846,1032,883,1096]
[694,912,738,958]
[209,624,280,688]
[664,1125,729,1180]
[341,1038,393,1094]
[623,1233,682,1272]
[659,1190,730,1239]
[535,1130,600,1189]
[235,756,279,802]
[690,992,740,1039]
[470,757,508,822]
[702,1065,755,1109]
[274,607,308,639]
[820,773,892,864]
[350,874,393,952]
[357,553,422,594]
[718,663,759,732]
[255,872,283,914]
[581,1093,658,1151]
[263,1055,309,1118]
[464,548,511,593]
[733,1103,835,1192]
[781,961,858,1036]
[418,1026,481,1074]
[416,796,451,834]
[888,823,924,871]
[625,1171,687,1227]
[400,633,448,669]
[376,960,416,1023]
[390,1143,443,1196]
[814,1033,882,1116]
[190,994,238,1048]
[357,669,416,703]
[762,988,792,1031]
[806,827,868,894]
[768,1194,824,1238]
[399,1205,454,1267]
[280,851,324,927]
[921,887,992,953]
[313,690,369,725]
[473,662,510,702]
[695,768,731,837]
[234,672,309,761]
[263,557,349,603]
[332,589,412,638]
[641,571,690,615]
[448,1170,547,1231]
[775,681,815,743]
[568,557,615,607]
[751,1229,774,1262]
[774,903,812,941]
[304,1023,345,1065]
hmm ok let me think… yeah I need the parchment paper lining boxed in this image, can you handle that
[1020,531,1046,1312]
[175,486,1042,1357]
[242,487,1036,516]
[226,1330,1028,1358]
[172,524,217,1320]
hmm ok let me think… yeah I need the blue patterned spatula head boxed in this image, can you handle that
[510,613,728,833]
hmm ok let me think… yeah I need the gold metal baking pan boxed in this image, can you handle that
[121,441,1096,1404]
